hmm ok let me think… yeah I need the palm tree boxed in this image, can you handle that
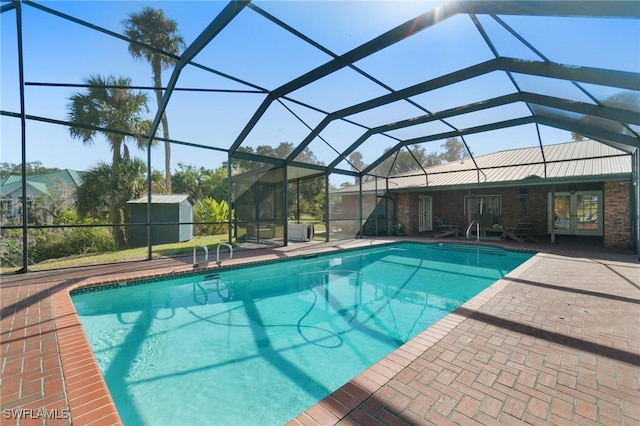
[124,7,185,194]
[67,74,151,247]
[75,158,148,222]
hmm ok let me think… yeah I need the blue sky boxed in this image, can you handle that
[1,1,638,185]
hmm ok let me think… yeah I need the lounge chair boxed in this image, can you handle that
[502,218,538,243]
[433,216,460,238]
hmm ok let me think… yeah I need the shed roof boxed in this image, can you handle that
[333,140,632,194]
[127,194,192,205]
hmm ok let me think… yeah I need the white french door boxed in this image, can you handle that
[418,195,432,232]
[548,191,603,236]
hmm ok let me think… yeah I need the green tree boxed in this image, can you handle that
[351,137,467,179]
[351,146,436,179]
[75,158,147,246]
[232,142,324,174]
[75,163,111,221]
[202,166,229,201]
[172,163,228,202]
[369,145,438,178]
[571,132,587,142]
[149,169,168,194]
[440,137,467,162]
[67,75,151,247]
[287,175,325,220]
[348,151,366,184]
[0,161,59,179]
[423,151,443,166]
[348,151,365,172]
[171,163,201,200]
[76,159,147,222]
[125,7,185,194]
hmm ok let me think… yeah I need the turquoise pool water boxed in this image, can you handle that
[72,242,533,425]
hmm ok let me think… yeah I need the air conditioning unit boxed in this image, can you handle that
[287,222,314,242]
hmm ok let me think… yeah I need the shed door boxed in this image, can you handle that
[418,195,432,232]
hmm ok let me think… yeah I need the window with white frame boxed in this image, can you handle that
[0,197,13,217]
[464,195,502,216]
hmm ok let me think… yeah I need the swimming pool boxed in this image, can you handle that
[72,242,533,425]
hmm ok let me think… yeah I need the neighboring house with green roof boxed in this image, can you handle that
[0,169,84,224]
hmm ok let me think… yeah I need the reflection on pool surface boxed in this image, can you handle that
[72,242,533,425]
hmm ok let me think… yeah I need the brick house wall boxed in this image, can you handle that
[388,180,631,249]
[603,180,632,249]
[340,194,359,219]
[337,179,632,249]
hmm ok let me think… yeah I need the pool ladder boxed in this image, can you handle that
[192,243,234,268]
[466,220,480,242]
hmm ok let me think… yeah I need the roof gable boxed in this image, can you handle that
[0,169,84,198]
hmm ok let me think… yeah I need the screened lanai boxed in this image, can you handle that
[1,0,639,272]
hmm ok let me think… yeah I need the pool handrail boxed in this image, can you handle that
[216,243,233,264]
[193,245,209,267]
[466,220,480,241]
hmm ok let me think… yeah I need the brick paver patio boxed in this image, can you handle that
[1,238,638,425]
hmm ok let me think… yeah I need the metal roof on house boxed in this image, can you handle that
[0,178,23,196]
[127,194,192,204]
[333,140,632,194]
[1,175,22,186]
[24,169,82,187]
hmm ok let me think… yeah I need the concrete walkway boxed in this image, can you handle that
[1,238,638,425]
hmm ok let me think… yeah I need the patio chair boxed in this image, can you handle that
[433,216,460,238]
[502,217,538,243]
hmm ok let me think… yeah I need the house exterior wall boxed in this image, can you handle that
[340,194,359,218]
[396,193,414,234]
[1,183,77,225]
[603,180,632,249]
[328,193,361,236]
[360,179,631,249]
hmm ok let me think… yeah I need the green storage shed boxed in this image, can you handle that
[127,194,193,247]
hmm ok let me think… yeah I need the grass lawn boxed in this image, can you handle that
[1,218,328,274]
[1,234,230,274]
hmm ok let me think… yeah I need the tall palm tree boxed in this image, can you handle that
[67,74,151,247]
[124,7,185,194]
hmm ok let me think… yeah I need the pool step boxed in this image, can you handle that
[434,243,507,256]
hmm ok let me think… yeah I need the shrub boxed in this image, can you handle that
[0,211,115,266]
[30,226,115,262]
[194,198,232,236]
[0,229,29,267]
